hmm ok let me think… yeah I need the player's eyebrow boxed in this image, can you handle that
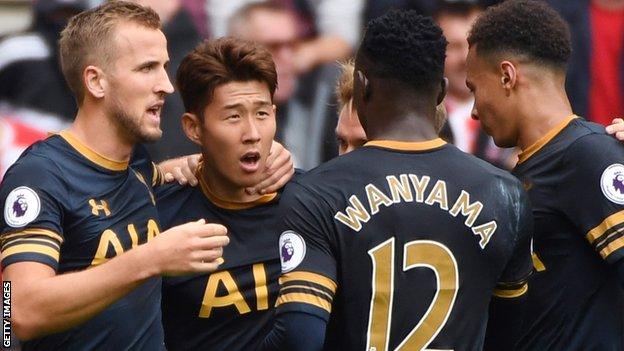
[223,100,272,109]
[135,58,170,70]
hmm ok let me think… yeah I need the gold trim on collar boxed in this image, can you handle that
[197,163,277,210]
[517,115,578,164]
[59,131,128,171]
[364,138,446,151]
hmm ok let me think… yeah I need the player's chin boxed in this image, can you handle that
[139,128,163,143]
[234,171,265,189]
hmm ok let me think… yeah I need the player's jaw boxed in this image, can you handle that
[108,97,163,144]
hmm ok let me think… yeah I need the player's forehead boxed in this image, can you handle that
[210,81,272,109]
[111,21,168,62]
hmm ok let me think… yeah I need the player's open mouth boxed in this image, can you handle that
[146,103,163,121]
[240,151,261,173]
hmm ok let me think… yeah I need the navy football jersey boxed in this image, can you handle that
[274,139,533,351]
[157,164,285,351]
[513,116,624,350]
[0,131,165,351]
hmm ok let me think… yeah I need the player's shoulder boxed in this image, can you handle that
[448,144,523,191]
[3,135,68,180]
[564,118,620,152]
[155,182,194,206]
[291,148,368,185]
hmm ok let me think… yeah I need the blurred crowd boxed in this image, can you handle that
[0,0,623,178]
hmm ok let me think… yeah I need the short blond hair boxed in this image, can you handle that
[335,59,355,110]
[59,1,161,105]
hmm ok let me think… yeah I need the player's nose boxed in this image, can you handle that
[156,68,175,95]
[242,117,261,143]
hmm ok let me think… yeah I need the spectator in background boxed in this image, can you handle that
[181,0,210,37]
[434,0,515,169]
[228,1,357,169]
[548,0,624,125]
[0,0,90,123]
[132,0,204,161]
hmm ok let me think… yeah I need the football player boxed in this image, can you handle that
[260,10,533,350]
[466,1,624,349]
[157,37,293,350]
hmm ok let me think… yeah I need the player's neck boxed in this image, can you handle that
[365,111,439,142]
[199,162,264,205]
[516,86,573,151]
[70,106,134,163]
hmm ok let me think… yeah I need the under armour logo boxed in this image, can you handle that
[89,199,111,217]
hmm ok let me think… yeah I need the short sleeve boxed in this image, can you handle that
[275,181,338,322]
[558,134,624,265]
[130,144,162,187]
[0,156,66,270]
[493,181,533,298]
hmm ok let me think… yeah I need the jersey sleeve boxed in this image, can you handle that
[274,181,338,322]
[493,177,533,299]
[558,134,624,265]
[130,144,163,188]
[0,156,66,270]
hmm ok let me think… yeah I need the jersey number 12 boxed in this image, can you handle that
[367,237,458,351]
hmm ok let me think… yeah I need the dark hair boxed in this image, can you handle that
[467,0,571,68]
[176,37,278,118]
[359,10,447,92]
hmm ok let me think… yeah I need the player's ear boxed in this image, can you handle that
[500,61,517,94]
[84,65,106,99]
[437,77,448,105]
[182,112,202,146]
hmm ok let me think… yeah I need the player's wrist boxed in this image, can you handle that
[131,241,165,278]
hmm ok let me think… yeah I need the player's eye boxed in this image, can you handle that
[257,110,269,118]
[140,64,154,73]
[226,114,240,120]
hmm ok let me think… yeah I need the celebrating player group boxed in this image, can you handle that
[1,1,623,350]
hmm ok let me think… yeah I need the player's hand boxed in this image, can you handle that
[246,140,294,195]
[149,219,229,276]
[164,154,201,186]
[606,118,624,141]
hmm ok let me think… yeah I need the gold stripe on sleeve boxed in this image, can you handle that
[2,243,60,262]
[279,271,337,293]
[493,283,528,299]
[586,210,624,244]
[1,229,64,246]
[276,292,332,313]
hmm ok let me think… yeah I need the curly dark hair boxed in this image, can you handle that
[467,0,571,68]
[359,10,447,92]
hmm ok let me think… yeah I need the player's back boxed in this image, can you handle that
[276,139,532,350]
